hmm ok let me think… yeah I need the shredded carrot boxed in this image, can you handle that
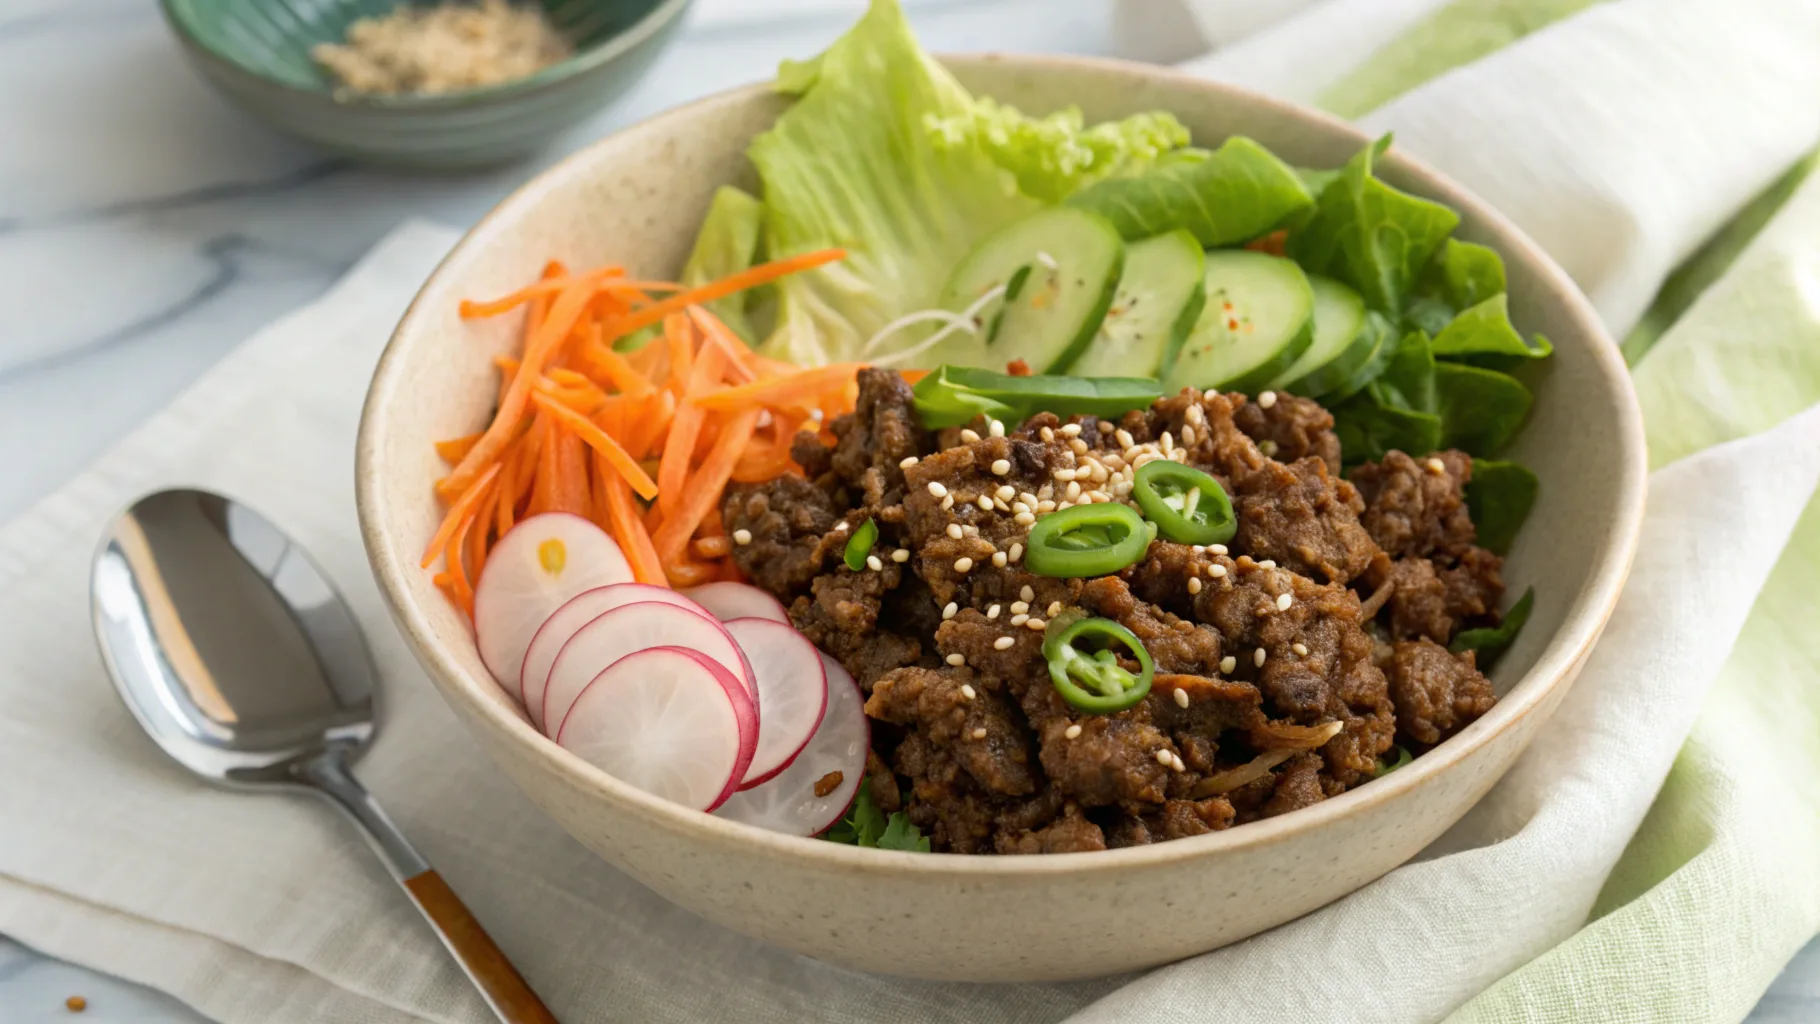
[552,427,590,517]
[530,390,658,499]
[421,462,501,568]
[688,305,756,383]
[653,407,760,564]
[663,313,695,388]
[579,336,654,397]
[458,265,628,318]
[602,460,665,586]
[435,433,483,465]
[657,341,729,515]
[599,249,847,342]
[692,363,863,412]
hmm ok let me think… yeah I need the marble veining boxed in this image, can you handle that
[0,0,1809,1019]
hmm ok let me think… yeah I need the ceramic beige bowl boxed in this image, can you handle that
[357,55,1646,982]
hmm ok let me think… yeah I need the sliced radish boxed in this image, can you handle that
[557,646,756,811]
[724,618,828,789]
[473,513,632,697]
[682,582,791,624]
[520,583,709,731]
[716,654,867,836]
[545,601,754,738]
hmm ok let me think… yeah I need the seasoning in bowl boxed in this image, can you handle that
[312,0,572,98]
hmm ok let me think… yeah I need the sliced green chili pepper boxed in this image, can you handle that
[1043,613,1155,714]
[1024,503,1151,577]
[1131,460,1237,545]
[911,366,1163,428]
[843,518,878,571]
[1373,745,1414,778]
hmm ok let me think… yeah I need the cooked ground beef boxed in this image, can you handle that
[724,370,1509,853]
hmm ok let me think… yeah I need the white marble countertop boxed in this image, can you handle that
[0,0,1812,1019]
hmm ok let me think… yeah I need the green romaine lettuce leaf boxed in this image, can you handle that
[1288,136,1459,315]
[1450,587,1535,667]
[926,98,1190,204]
[1368,330,1438,414]
[1466,458,1539,555]
[748,0,1039,367]
[1430,295,1553,361]
[1433,362,1532,454]
[1332,389,1443,466]
[680,185,765,343]
[1067,136,1313,244]
[1405,238,1506,334]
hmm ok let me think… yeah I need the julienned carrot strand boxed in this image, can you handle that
[628,390,677,459]
[580,336,654,397]
[691,363,863,412]
[599,249,847,341]
[435,433,483,465]
[458,270,692,319]
[656,342,728,515]
[527,414,560,517]
[663,313,694,389]
[687,306,756,383]
[421,462,501,568]
[530,391,659,499]
[465,482,494,586]
[440,273,601,500]
[654,407,760,564]
[665,560,718,588]
[600,454,666,587]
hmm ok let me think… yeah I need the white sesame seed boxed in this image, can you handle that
[1160,431,1174,451]
[1188,577,1203,595]
[960,428,981,443]
[1426,457,1447,475]
[954,557,974,573]
[1012,501,1031,515]
[1220,655,1237,674]
[1060,422,1083,437]
[1254,647,1268,667]
[1174,687,1190,708]
[941,494,955,510]
[978,495,994,511]
[1259,390,1278,409]
[1070,438,1090,456]
[1025,617,1047,630]
[990,419,1007,437]
[1181,425,1197,446]
[867,555,884,571]
[1020,585,1036,602]
[960,683,977,699]
[991,458,1012,476]
[1186,404,1205,425]
[1054,467,1076,482]
[1156,749,1174,766]
[1038,500,1057,513]
[1171,752,1187,772]
[1116,429,1135,449]
[1010,601,1029,614]
[1047,601,1063,617]
[1259,559,1277,569]
[1040,426,1056,442]
[985,604,1001,619]
[1099,420,1116,433]
[834,521,849,532]
[943,602,958,620]
[1065,723,1083,739]
[972,727,989,739]
[994,636,1015,651]
[1276,593,1293,611]
[1209,564,1228,578]
[900,456,919,469]
[1065,481,1082,501]
[947,653,966,667]
[1293,642,1310,656]
[1014,511,1036,526]
[892,548,909,563]
[997,485,1017,501]
[1011,613,1029,626]
[992,552,1008,567]
[733,529,753,546]
[1009,542,1025,563]
[1210,544,1228,555]
[947,523,964,540]
[928,481,948,498]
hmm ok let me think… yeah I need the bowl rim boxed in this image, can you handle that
[159,0,693,111]
[358,52,1647,877]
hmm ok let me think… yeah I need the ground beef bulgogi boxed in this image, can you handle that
[723,370,1506,854]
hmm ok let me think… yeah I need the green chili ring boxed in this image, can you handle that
[843,518,879,571]
[1042,613,1155,714]
[1024,502,1151,577]
[1131,460,1237,545]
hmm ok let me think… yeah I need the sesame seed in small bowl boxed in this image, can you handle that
[160,0,693,169]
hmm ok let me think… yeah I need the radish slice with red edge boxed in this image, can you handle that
[545,601,754,738]
[716,653,867,835]
[557,646,756,812]
[723,618,828,788]
[473,513,631,699]
[520,583,710,732]
[681,582,790,624]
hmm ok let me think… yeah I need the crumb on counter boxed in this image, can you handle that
[312,0,572,98]
[66,995,88,1013]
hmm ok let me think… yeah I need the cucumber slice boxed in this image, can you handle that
[938,207,1124,372]
[1269,274,1367,394]
[1069,230,1205,378]
[1323,312,1402,401]
[1164,250,1314,394]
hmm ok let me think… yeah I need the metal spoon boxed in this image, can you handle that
[90,488,556,1024]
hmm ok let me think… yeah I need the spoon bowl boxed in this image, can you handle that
[90,488,554,1024]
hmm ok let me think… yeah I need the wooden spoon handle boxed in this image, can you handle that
[403,870,558,1024]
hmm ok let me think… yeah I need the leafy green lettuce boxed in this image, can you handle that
[1450,587,1535,666]
[680,186,765,342]
[1068,136,1313,244]
[1289,135,1459,315]
[1466,458,1539,555]
[747,0,1039,367]
[926,98,1190,204]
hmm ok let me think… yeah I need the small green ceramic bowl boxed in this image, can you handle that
[161,0,693,169]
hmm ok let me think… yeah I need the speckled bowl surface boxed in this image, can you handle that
[161,0,692,168]
[357,55,1647,982]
